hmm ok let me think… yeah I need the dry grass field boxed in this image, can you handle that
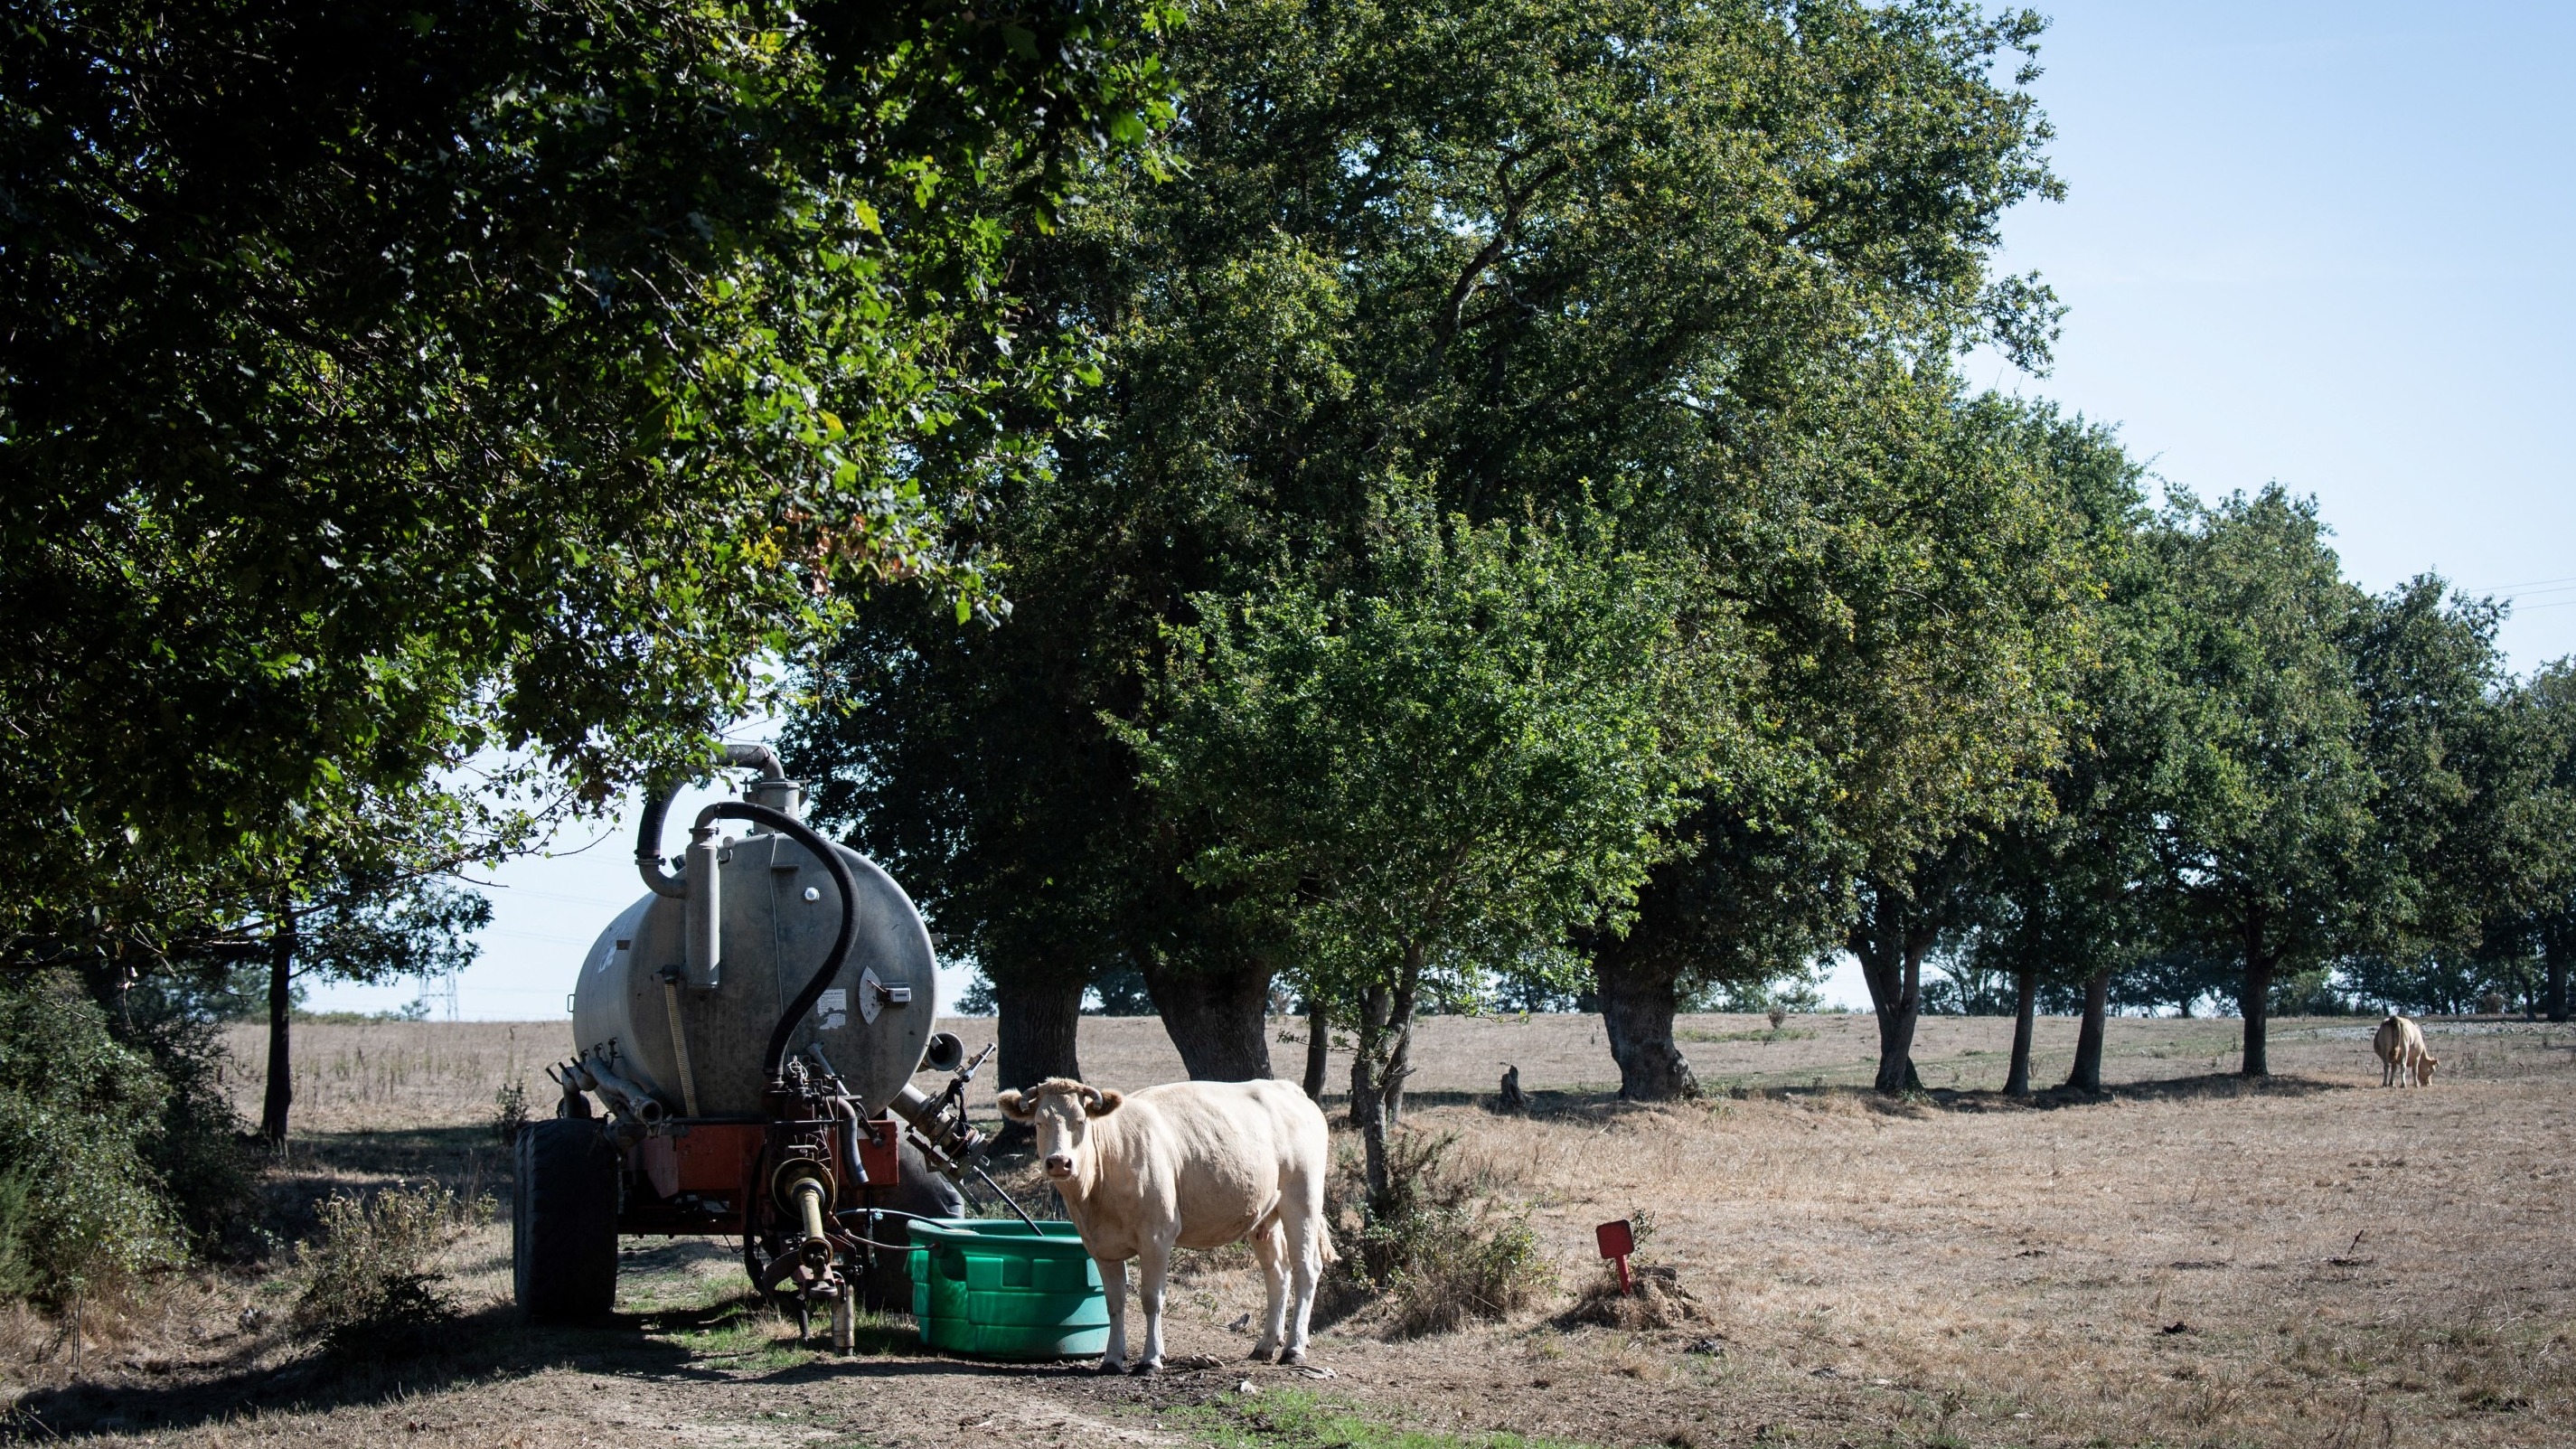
[6,1011,2569,1449]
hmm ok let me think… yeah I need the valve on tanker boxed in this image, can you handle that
[888,1032,992,1179]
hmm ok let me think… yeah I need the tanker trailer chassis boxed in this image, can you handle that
[513,752,1025,1345]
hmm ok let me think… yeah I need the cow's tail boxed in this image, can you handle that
[1317,1223,1340,1266]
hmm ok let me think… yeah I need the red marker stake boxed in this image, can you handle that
[1595,1219,1635,1295]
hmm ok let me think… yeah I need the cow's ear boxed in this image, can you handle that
[997,1089,1034,1123]
[1084,1087,1123,1117]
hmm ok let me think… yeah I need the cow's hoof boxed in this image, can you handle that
[1246,1345,1279,1363]
[1095,1360,1126,1375]
[1278,1348,1308,1367]
[1134,1360,1165,1376]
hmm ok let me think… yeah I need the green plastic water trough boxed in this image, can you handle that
[907,1218,1109,1359]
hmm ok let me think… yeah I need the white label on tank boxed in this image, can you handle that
[815,989,848,1031]
[857,967,884,1025]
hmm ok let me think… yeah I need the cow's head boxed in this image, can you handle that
[996,1077,1123,1181]
[2416,1054,2438,1087]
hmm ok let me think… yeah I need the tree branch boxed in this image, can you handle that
[1425,157,1569,377]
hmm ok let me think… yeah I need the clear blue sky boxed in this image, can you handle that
[1968,0,2575,669]
[315,0,2576,1020]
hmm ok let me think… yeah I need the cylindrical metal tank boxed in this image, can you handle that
[571,800,936,1117]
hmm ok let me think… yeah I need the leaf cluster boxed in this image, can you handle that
[2,0,1177,952]
[1123,503,1735,1005]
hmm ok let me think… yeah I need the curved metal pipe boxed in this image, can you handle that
[687,800,859,1084]
[722,742,786,779]
[574,1059,667,1124]
[832,1096,870,1186]
[635,744,791,899]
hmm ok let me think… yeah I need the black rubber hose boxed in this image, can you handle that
[687,800,861,1084]
[635,779,690,899]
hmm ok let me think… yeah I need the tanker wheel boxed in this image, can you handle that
[514,1117,619,1322]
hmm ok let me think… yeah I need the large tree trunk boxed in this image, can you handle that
[259,899,296,1147]
[2064,965,2110,1092]
[1137,952,1274,1081]
[995,972,1086,1094]
[2004,968,2037,1097]
[1302,997,1331,1103]
[1851,889,1927,1095]
[1594,945,1698,1101]
[2239,954,2274,1078]
[2545,924,2571,1023]
[1873,1002,1923,1094]
[2237,910,2276,1077]
[993,970,1086,1153]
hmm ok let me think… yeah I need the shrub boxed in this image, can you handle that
[1339,1129,1552,1336]
[1378,1205,1551,1337]
[492,1080,531,1144]
[0,972,180,1303]
[116,984,259,1256]
[293,1181,489,1353]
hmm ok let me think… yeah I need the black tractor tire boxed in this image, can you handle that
[514,1117,620,1322]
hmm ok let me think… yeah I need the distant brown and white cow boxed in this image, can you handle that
[2373,1014,2433,1087]
[998,1077,1334,1373]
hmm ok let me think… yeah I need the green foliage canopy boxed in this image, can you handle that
[1126,508,1733,1016]
[792,0,2075,1074]
[0,0,1177,951]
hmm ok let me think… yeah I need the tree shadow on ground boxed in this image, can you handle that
[17,1302,687,1437]
[14,1285,1070,1438]
[1930,1071,2349,1112]
[1426,1073,2353,1122]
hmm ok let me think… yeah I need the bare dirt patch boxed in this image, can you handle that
[34,1014,2570,1448]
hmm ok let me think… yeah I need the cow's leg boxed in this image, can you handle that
[1248,1219,1287,1360]
[1280,1200,1321,1365]
[1096,1256,1128,1373]
[1135,1233,1174,1373]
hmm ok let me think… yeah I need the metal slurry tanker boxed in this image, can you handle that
[514,745,1009,1343]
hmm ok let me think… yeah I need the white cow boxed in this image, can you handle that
[2373,1014,2434,1087]
[998,1077,1333,1373]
